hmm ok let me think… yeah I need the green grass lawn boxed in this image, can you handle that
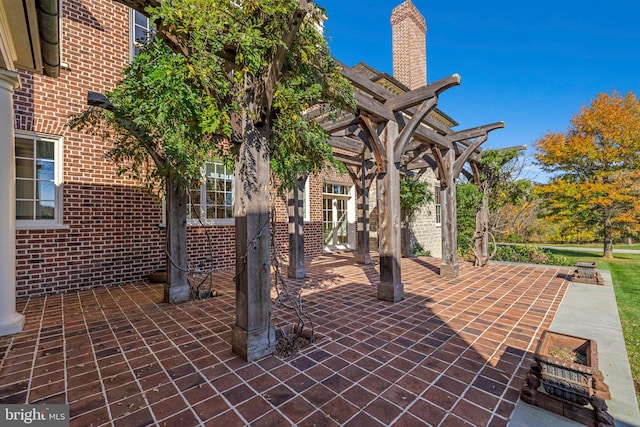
[540,242,640,251]
[545,248,640,404]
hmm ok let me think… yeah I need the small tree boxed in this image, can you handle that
[457,148,529,265]
[456,183,482,252]
[536,91,640,258]
[69,39,227,303]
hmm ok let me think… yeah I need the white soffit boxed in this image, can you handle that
[0,0,42,73]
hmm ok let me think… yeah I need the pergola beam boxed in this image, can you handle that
[354,92,395,122]
[322,114,358,134]
[413,127,452,151]
[330,136,365,154]
[359,115,387,173]
[334,152,366,166]
[385,74,460,111]
[453,136,487,178]
[447,121,504,143]
[406,154,438,171]
[394,98,437,162]
[339,62,388,102]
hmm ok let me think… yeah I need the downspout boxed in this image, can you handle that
[37,0,59,78]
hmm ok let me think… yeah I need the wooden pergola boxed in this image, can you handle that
[107,0,504,361]
[288,63,504,302]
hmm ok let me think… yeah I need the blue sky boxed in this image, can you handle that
[317,0,640,181]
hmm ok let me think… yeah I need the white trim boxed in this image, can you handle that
[14,130,64,228]
[129,8,153,61]
[0,1,18,71]
[187,218,234,227]
[16,224,70,231]
[23,0,43,73]
[322,182,352,199]
[128,8,136,61]
[322,181,354,250]
[59,0,68,69]
[303,176,310,222]
[0,69,20,89]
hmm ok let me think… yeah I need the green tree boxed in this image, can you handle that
[70,0,354,302]
[456,148,530,265]
[399,175,433,221]
[399,175,433,256]
[456,183,482,253]
[536,91,640,258]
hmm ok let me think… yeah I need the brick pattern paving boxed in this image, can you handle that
[0,254,568,426]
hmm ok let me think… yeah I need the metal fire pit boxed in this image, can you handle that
[521,331,613,426]
[534,331,598,405]
[575,262,597,279]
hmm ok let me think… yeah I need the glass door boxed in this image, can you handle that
[322,183,352,250]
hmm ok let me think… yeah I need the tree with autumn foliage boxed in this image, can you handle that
[535,91,640,258]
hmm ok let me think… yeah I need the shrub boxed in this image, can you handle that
[413,243,431,257]
[493,244,571,266]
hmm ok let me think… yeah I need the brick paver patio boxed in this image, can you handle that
[0,254,568,426]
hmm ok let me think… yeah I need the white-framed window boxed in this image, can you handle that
[188,161,234,225]
[15,132,63,228]
[434,185,441,226]
[129,9,153,58]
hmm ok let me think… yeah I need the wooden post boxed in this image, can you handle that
[401,207,412,258]
[440,149,459,278]
[288,176,306,278]
[232,117,275,362]
[354,163,372,265]
[164,173,190,303]
[377,121,403,302]
[474,196,490,266]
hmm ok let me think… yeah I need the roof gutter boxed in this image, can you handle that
[36,0,59,77]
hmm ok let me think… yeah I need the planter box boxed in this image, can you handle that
[572,262,603,285]
[534,331,598,405]
[575,262,597,279]
[521,331,613,426]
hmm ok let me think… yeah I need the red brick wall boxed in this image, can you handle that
[306,174,324,256]
[15,184,165,298]
[12,0,323,298]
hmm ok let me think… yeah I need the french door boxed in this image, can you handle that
[322,183,351,250]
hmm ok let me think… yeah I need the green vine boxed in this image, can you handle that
[400,175,433,222]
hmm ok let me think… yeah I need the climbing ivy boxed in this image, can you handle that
[400,175,433,222]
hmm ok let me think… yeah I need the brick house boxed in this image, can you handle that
[1,0,444,335]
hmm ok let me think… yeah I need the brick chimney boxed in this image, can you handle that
[390,1,427,89]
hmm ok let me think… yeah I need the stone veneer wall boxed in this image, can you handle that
[367,168,442,258]
[408,170,442,258]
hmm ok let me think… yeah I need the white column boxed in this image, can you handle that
[0,70,24,336]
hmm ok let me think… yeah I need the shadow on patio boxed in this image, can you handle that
[0,253,569,426]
